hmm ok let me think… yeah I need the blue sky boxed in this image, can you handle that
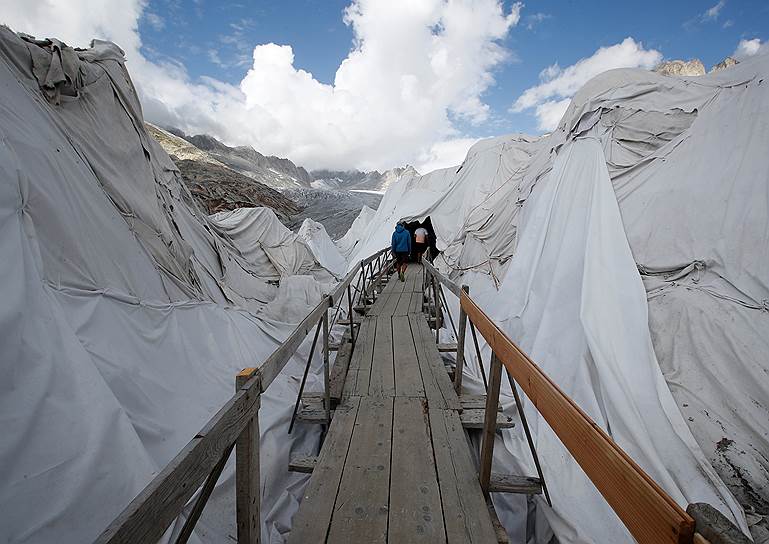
[138,0,769,141]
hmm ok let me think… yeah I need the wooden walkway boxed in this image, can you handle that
[288,265,502,544]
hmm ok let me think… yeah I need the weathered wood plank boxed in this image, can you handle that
[413,316,461,412]
[428,407,499,543]
[394,290,413,316]
[459,409,514,429]
[236,370,260,544]
[287,398,361,543]
[379,289,403,317]
[94,375,261,544]
[392,316,425,398]
[479,354,503,496]
[389,397,445,542]
[409,314,448,410]
[438,343,458,352]
[369,316,395,397]
[329,331,353,406]
[343,318,376,398]
[288,455,318,474]
[460,292,695,544]
[459,395,500,411]
[327,396,393,543]
[489,473,542,495]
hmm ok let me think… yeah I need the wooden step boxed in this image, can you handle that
[289,455,318,474]
[297,405,332,424]
[459,394,502,412]
[489,473,542,495]
[437,342,457,352]
[459,409,514,429]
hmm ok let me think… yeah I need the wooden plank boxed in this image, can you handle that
[288,455,318,474]
[409,286,423,314]
[459,395,498,411]
[297,405,333,424]
[379,289,403,317]
[459,409,514,429]
[326,396,393,543]
[394,290,413,316]
[438,343,458,352]
[460,292,695,544]
[479,354,503,496]
[428,408,499,543]
[392,316,425,397]
[236,370,260,544]
[409,314,448,410]
[287,398,361,543]
[368,316,395,397]
[95,374,261,544]
[389,398,445,542]
[489,473,542,495]
[329,332,353,406]
[343,317,376,398]
[413,316,462,412]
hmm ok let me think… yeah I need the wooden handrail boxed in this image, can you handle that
[422,256,462,297]
[94,248,389,544]
[459,291,695,544]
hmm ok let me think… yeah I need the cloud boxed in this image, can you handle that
[511,37,662,132]
[2,0,521,172]
[144,12,165,31]
[524,12,551,30]
[722,19,734,28]
[733,38,768,59]
[415,137,480,173]
[702,0,725,22]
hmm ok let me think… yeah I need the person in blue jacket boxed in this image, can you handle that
[391,221,411,282]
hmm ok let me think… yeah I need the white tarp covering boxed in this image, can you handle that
[344,54,769,542]
[0,29,342,543]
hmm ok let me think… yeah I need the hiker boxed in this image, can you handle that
[414,225,429,262]
[391,221,411,282]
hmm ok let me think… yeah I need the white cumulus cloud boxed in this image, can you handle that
[733,38,768,59]
[2,0,521,172]
[511,37,662,132]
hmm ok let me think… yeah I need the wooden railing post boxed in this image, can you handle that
[347,284,355,346]
[431,276,441,343]
[360,261,367,311]
[453,285,469,395]
[322,309,331,425]
[479,352,502,497]
[236,369,261,544]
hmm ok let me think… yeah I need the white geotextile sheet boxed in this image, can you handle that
[0,29,346,544]
[344,54,769,542]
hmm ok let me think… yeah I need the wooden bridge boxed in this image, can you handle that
[95,250,747,544]
[287,264,515,543]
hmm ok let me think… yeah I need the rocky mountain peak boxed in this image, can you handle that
[654,59,706,77]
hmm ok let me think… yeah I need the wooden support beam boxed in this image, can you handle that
[459,409,514,429]
[288,455,318,474]
[489,473,542,495]
[460,292,696,544]
[479,353,503,497]
[454,284,469,394]
[236,369,260,544]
